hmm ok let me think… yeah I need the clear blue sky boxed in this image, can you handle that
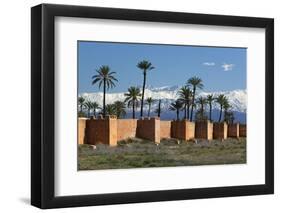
[78,41,246,93]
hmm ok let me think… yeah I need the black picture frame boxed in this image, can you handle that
[31,3,274,209]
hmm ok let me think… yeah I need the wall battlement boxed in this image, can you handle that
[239,124,247,137]
[213,122,228,139]
[78,117,246,146]
[195,121,213,140]
[228,123,240,138]
[171,120,195,140]
[137,117,160,143]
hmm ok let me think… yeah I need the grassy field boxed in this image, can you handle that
[78,137,246,170]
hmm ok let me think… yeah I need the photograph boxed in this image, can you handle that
[29,3,274,209]
[77,41,247,170]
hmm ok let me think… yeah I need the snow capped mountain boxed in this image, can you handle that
[80,86,247,113]
[200,90,247,113]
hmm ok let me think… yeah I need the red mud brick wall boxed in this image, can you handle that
[108,118,117,146]
[185,121,195,140]
[171,121,184,139]
[160,121,171,139]
[78,118,88,144]
[86,119,108,145]
[213,122,228,139]
[171,120,195,140]
[117,119,137,141]
[136,117,160,143]
[239,124,247,137]
[195,121,213,140]
[207,122,213,140]
[228,123,240,138]
[154,118,160,143]
[85,117,118,146]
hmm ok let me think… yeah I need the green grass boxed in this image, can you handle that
[78,137,246,170]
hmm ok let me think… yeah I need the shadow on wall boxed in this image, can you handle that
[78,117,246,146]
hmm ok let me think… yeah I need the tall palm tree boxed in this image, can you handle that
[197,96,207,113]
[92,65,118,116]
[155,99,162,118]
[196,96,207,121]
[206,94,215,121]
[224,110,234,124]
[223,98,231,122]
[145,97,155,117]
[227,111,235,124]
[105,104,116,116]
[169,100,183,120]
[91,102,100,118]
[113,101,126,118]
[84,100,94,118]
[124,86,141,119]
[137,60,155,118]
[216,94,227,122]
[187,76,204,121]
[78,97,85,113]
[178,86,192,120]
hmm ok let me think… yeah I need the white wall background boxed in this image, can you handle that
[0,0,279,212]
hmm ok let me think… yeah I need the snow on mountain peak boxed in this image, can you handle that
[80,86,247,112]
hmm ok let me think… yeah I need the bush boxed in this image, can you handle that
[78,111,87,117]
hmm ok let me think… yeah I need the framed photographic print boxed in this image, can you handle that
[31,3,274,209]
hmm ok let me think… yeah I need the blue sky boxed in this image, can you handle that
[78,41,246,93]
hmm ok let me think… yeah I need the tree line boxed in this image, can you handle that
[78,60,235,123]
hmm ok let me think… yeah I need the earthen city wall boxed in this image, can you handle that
[78,117,246,146]
[117,119,137,141]
[160,121,172,139]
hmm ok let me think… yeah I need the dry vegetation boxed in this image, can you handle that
[78,137,246,170]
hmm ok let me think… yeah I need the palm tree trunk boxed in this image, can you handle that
[148,104,151,117]
[209,104,212,121]
[140,72,146,117]
[190,87,196,121]
[224,110,227,122]
[88,109,90,118]
[103,79,106,116]
[218,105,222,122]
[157,100,161,118]
[187,103,190,120]
[132,101,135,119]
[176,110,179,120]
[94,108,96,118]
[184,104,187,119]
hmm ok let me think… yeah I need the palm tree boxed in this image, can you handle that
[113,101,126,118]
[124,86,141,119]
[178,86,192,120]
[78,97,85,113]
[92,65,118,116]
[91,102,100,118]
[206,94,215,121]
[197,96,207,113]
[146,97,155,117]
[224,110,234,124]
[169,100,183,120]
[155,99,162,118]
[216,94,227,122]
[187,76,204,121]
[223,98,231,122]
[84,100,94,118]
[228,111,235,124]
[137,60,155,118]
[196,96,207,121]
[105,104,116,116]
